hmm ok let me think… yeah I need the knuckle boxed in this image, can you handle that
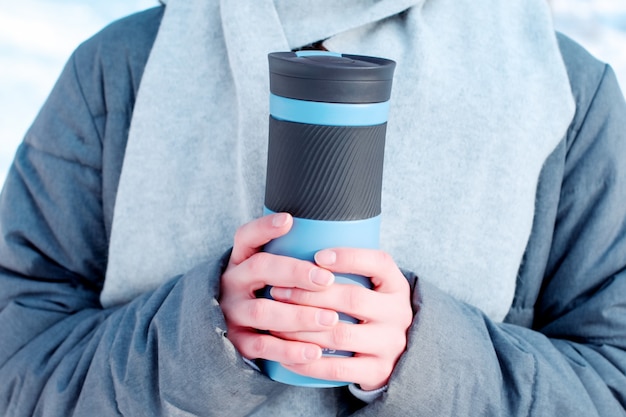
[399,281,412,299]
[219,300,234,320]
[251,335,268,357]
[294,306,310,326]
[401,310,414,329]
[286,345,309,364]
[330,363,351,382]
[232,225,247,247]
[247,252,272,274]
[290,288,309,305]
[375,250,394,266]
[248,299,268,323]
[371,363,392,386]
[389,332,407,354]
[393,298,414,328]
[289,260,304,281]
[220,270,234,287]
[346,286,364,313]
[331,324,353,348]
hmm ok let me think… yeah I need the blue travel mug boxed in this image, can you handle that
[261,51,396,387]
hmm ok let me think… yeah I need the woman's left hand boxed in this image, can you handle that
[269,248,413,391]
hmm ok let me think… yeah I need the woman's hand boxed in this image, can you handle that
[271,248,413,390]
[219,213,339,365]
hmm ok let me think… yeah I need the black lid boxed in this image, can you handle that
[268,51,396,104]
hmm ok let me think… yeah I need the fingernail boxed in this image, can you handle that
[304,346,321,360]
[315,250,336,266]
[270,287,291,300]
[317,310,338,326]
[272,213,290,227]
[310,268,334,286]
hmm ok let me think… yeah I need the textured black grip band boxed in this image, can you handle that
[265,118,386,221]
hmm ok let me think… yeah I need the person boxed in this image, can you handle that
[1,0,625,416]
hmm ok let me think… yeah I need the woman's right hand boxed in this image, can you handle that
[219,213,339,365]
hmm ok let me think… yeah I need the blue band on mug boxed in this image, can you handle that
[270,94,390,126]
[262,207,380,259]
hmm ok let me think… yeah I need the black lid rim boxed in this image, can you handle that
[268,51,396,82]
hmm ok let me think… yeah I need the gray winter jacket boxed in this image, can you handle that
[0,6,625,416]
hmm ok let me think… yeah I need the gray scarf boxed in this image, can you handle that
[103,0,574,324]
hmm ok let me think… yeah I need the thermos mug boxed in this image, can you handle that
[261,50,396,387]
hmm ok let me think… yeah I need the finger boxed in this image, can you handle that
[270,284,401,322]
[227,329,323,364]
[229,213,293,266]
[314,248,409,294]
[226,298,339,332]
[224,252,335,293]
[273,322,406,357]
[282,355,393,390]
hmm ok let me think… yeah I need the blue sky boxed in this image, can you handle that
[1,0,625,187]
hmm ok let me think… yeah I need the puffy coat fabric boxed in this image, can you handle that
[0,6,625,417]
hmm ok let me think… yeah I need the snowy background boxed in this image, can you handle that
[1,0,625,188]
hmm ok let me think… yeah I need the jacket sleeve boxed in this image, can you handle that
[0,10,285,417]
[357,50,626,415]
